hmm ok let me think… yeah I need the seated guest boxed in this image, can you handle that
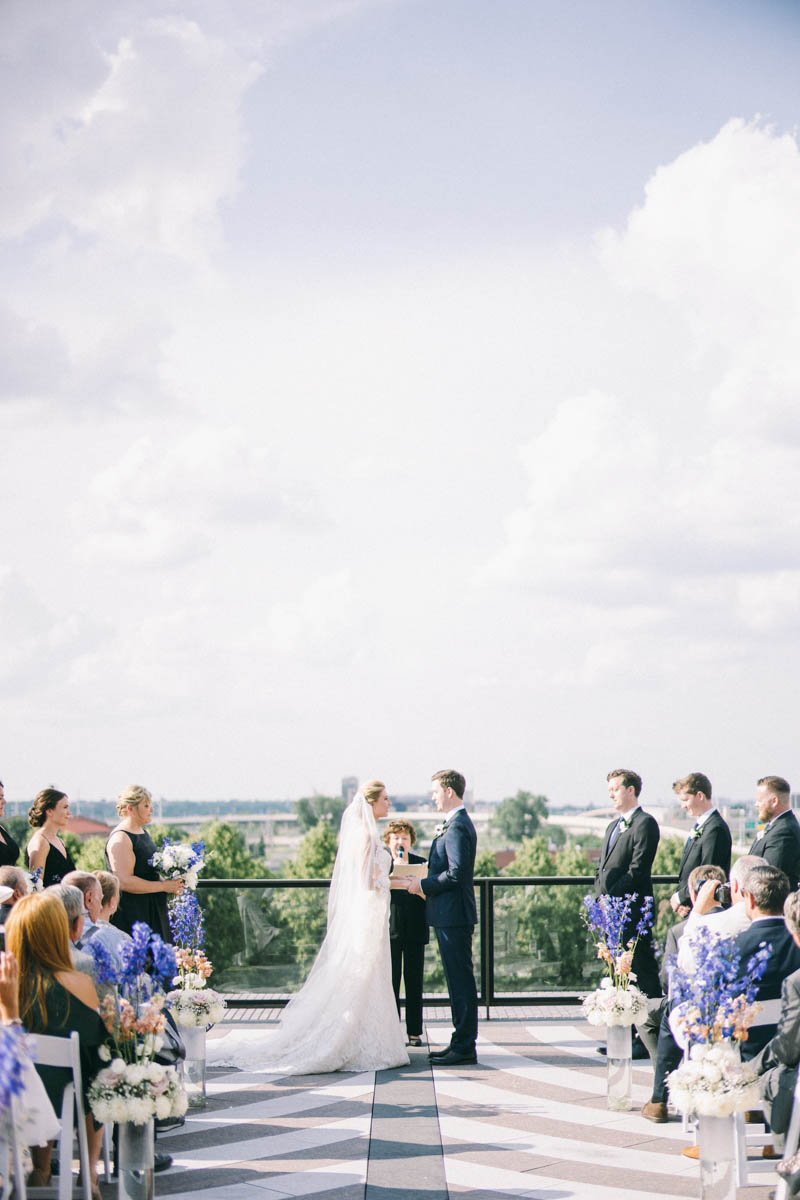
[48,883,112,1004]
[0,865,29,924]
[639,864,727,1118]
[5,892,106,1198]
[679,854,764,957]
[385,819,428,1046]
[734,864,800,1060]
[89,870,131,964]
[750,891,800,1138]
[62,871,104,945]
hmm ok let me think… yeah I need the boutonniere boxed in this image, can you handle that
[689,825,702,841]
[434,822,447,838]
[618,816,630,831]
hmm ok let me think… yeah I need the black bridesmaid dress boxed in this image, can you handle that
[105,828,170,943]
[25,838,76,886]
[0,824,20,867]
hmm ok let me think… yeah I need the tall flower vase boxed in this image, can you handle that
[698,1114,737,1200]
[118,1119,154,1200]
[606,1024,632,1111]
[181,1024,207,1109]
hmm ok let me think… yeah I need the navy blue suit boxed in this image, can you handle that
[735,918,800,1060]
[422,808,478,1055]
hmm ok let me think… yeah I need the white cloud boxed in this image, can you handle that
[75,427,313,567]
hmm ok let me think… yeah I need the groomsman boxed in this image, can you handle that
[669,773,732,917]
[750,776,800,892]
[595,769,661,999]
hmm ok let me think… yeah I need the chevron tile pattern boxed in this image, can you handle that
[137,1016,780,1200]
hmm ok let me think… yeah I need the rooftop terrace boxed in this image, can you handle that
[122,1006,779,1200]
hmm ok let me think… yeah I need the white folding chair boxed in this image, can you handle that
[775,1069,800,1200]
[26,1032,92,1200]
[0,1096,28,1200]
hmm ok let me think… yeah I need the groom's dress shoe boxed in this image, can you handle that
[428,1047,452,1060]
[430,1049,477,1066]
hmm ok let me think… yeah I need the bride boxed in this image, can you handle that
[209,780,410,1073]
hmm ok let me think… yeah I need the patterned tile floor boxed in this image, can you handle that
[127,1010,780,1200]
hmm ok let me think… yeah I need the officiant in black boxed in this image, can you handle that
[385,818,428,1047]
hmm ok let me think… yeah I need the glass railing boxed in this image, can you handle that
[197,875,681,1011]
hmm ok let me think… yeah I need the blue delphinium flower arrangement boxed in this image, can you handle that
[0,1023,26,1119]
[86,922,188,1126]
[167,889,226,1028]
[666,927,771,1116]
[580,893,653,1025]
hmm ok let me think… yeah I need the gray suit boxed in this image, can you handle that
[751,966,800,1134]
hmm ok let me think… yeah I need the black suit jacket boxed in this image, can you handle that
[750,811,800,892]
[676,810,733,906]
[422,808,478,929]
[389,851,429,944]
[735,918,800,1059]
[595,806,660,919]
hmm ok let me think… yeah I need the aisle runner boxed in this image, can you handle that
[155,1063,374,1200]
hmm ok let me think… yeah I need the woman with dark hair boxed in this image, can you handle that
[6,891,106,1198]
[0,779,21,867]
[25,788,75,886]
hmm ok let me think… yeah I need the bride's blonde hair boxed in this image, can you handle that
[361,780,386,806]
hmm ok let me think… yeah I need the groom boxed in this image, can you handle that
[407,769,478,1065]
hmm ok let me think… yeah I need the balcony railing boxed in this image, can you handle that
[197,874,680,1014]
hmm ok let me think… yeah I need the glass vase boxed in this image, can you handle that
[181,1023,207,1109]
[698,1113,737,1200]
[606,1023,632,1111]
[118,1119,154,1200]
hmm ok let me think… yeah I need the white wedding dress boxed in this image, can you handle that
[209,793,410,1074]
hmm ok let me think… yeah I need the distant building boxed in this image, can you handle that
[341,776,358,804]
[68,816,114,840]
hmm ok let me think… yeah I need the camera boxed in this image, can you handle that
[714,882,732,908]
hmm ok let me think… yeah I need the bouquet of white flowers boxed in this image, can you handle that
[667,1041,761,1117]
[582,975,648,1026]
[167,987,227,1028]
[89,1055,187,1125]
[150,837,205,890]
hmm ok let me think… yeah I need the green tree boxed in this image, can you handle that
[277,821,338,972]
[195,821,269,978]
[653,836,684,875]
[475,848,500,877]
[3,816,29,858]
[490,791,548,843]
[70,836,106,871]
[295,796,346,833]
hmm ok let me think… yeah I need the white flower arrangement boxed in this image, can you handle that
[582,976,648,1027]
[89,1057,188,1125]
[667,1041,761,1117]
[167,987,227,1028]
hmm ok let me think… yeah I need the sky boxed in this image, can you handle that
[2,0,800,808]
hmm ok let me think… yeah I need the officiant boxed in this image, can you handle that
[385,819,428,1047]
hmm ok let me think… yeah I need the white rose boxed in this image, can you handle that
[155,1096,172,1120]
[172,1087,189,1116]
[109,1097,130,1124]
[702,1063,722,1084]
[126,1065,145,1085]
[98,1045,112,1062]
[110,1058,126,1075]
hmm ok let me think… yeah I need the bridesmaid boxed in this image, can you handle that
[0,779,20,867]
[25,788,76,886]
[105,784,183,943]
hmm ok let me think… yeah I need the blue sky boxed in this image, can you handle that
[1,0,800,808]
